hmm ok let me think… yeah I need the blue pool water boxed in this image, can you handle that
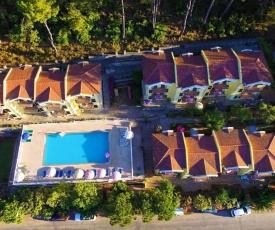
[44,132,109,165]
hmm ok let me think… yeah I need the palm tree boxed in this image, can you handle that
[153,125,163,133]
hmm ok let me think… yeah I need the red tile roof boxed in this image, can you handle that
[6,65,39,100]
[214,129,251,168]
[36,69,65,103]
[142,53,175,85]
[203,49,239,82]
[185,135,220,176]
[175,55,208,88]
[237,51,273,85]
[247,132,275,173]
[0,72,5,105]
[67,62,101,96]
[152,133,186,171]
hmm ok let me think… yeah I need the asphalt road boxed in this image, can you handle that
[1,210,275,230]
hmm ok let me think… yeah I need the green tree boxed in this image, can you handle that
[201,109,225,131]
[152,179,181,221]
[71,182,103,217]
[193,194,212,211]
[16,0,59,55]
[250,188,275,212]
[151,23,167,44]
[104,182,135,227]
[258,103,275,124]
[135,191,155,223]
[0,200,24,224]
[214,188,237,209]
[238,107,253,123]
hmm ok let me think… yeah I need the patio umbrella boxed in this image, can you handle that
[84,169,95,180]
[112,171,122,181]
[195,102,204,110]
[97,169,106,178]
[22,132,30,141]
[125,130,134,139]
[46,167,56,178]
[74,169,84,179]
[15,171,25,182]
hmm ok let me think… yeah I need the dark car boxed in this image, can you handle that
[50,212,69,221]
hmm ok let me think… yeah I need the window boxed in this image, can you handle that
[66,111,71,115]
[161,85,165,88]
[238,89,243,92]
[197,92,200,95]
[208,86,212,90]
[234,95,239,99]
[38,108,44,112]
[3,109,11,113]
[178,99,181,102]
[165,89,168,92]
[149,96,152,99]
[62,105,67,109]
[193,88,197,91]
[91,99,96,102]
[149,90,152,93]
[205,92,210,96]
[165,95,168,98]
[179,93,183,96]
[94,105,98,108]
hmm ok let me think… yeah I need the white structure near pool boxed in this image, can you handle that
[10,120,137,186]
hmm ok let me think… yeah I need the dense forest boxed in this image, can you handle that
[0,0,274,65]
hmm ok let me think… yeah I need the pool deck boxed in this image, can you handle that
[13,119,139,185]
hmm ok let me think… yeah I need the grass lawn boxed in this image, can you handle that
[0,137,16,183]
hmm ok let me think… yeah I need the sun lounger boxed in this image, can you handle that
[106,169,109,176]
[59,170,63,177]
[67,170,72,178]
[42,171,46,178]
[55,170,59,178]
[93,169,97,177]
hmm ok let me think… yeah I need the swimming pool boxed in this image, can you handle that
[44,132,109,165]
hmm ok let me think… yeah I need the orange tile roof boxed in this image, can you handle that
[237,51,273,85]
[203,49,239,82]
[6,65,39,100]
[175,55,208,88]
[142,53,175,85]
[36,69,65,103]
[67,62,101,96]
[248,132,275,173]
[152,133,186,171]
[185,135,220,176]
[214,129,251,168]
[0,72,5,105]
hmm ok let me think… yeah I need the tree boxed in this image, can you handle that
[16,0,59,56]
[135,191,155,223]
[121,0,125,39]
[70,182,103,217]
[250,188,275,212]
[237,107,253,124]
[193,194,212,211]
[0,200,24,224]
[152,179,181,221]
[182,196,192,210]
[214,188,237,209]
[258,103,275,124]
[203,0,215,25]
[201,109,225,131]
[180,0,192,36]
[153,125,163,133]
[152,0,161,30]
[220,0,234,19]
[104,182,135,227]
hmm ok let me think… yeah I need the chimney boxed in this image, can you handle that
[222,127,234,133]
[254,131,266,137]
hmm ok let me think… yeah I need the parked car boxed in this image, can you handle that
[74,213,96,221]
[50,212,69,221]
[231,206,251,218]
[174,208,184,216]
[197,206,217,214]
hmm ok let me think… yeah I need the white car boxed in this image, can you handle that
[174,208,184,216]
[231,206,251,218]
[74,213,96,221]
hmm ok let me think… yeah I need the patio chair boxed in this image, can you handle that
[42,170,46,178]
[59,170,63,177]
[105,169,109,176]
[67,170,72,178]
[55,170,59,178]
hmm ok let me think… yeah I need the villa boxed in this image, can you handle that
[10,119,141,186]
[0,61,103,119]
